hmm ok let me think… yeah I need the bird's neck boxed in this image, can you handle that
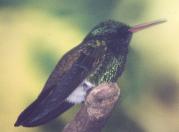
[107,40,129,59]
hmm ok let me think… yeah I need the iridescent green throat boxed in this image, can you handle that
[88,53,126,85]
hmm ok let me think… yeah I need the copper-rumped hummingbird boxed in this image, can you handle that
[15,19,166,127]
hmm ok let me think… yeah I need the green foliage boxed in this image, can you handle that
[29,40,57,77]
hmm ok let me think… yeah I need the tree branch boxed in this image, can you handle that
[63,83,120,132]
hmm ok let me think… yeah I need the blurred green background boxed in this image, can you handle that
[0,0,179,132]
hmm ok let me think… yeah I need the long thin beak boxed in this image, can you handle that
[128,19,167,33]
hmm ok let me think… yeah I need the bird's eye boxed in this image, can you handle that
[91,28,104,36]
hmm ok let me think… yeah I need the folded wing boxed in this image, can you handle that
[15,42,106,127]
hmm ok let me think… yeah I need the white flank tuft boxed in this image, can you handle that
[66,80,94,104]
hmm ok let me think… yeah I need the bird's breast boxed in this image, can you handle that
[88,53,125,85]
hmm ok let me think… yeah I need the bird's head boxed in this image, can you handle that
[84,19,166,55]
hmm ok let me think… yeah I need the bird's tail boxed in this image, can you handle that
[14,101,73,127]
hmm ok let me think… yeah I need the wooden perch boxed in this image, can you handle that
[63,83,120,132]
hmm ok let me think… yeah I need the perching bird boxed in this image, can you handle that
[15,19,166,127]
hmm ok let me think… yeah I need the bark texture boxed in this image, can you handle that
[63,83,120,132]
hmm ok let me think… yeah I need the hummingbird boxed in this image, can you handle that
[14,19,166,127]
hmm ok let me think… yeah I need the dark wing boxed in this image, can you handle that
[39,44,86,99]
[15,42,106,127]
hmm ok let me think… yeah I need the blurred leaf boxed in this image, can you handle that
[40,119,65,132]
[120,47,145,104]
[39,0,120,31]
[29,39,58,77]
[113,0,147,23]
[0,0,30,7]
[151,74,178,108]
[104,108,145,132]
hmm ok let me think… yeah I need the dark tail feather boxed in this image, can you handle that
[14,101,74,127]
